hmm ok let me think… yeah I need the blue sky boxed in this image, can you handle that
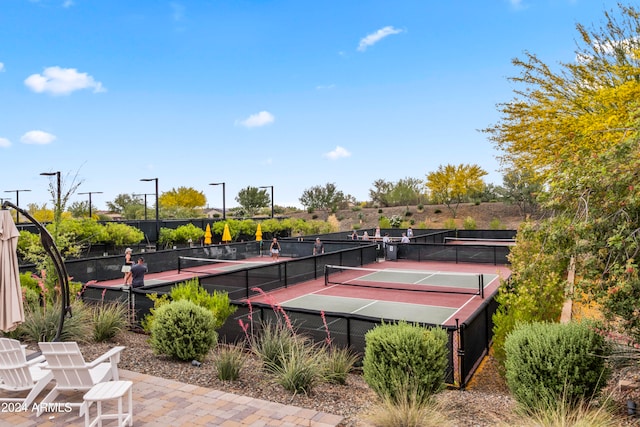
[0,0,615,211]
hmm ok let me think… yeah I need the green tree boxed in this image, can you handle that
[499,168,542,218]
[486,4,640,348]
[425,164,487,217]
[235,186,270,216]
[299,183,349,213]
[107,194,145,219]
[369,179,393,207]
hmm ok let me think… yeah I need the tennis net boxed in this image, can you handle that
[444,237,516,246]
[324,264,485,297]
[178,256,270,274]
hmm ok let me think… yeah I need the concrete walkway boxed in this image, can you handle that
[4,369,344,426]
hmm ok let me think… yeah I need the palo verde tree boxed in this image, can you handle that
[485,3,640,354]
[425,163,487,217]
[159,186,206,219]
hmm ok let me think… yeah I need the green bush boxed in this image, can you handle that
[489,218,504,230]
[379,217,391,228]
[434,209,442,214]
[142,279,236,332]
[462,216,477,230]
[251,321,299,371]
[504,321,611,410]
[93,303,128,342]
[443,219,456,229]
[214,343,246,381]
[363,322,448,404]
[15,301,92,343]
[149,300,218,362]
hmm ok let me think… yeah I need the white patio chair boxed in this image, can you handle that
[37,341,125,417]
[0,338,53,409]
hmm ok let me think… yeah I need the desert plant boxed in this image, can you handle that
[93,302,128,342]
[512,392,619,427]
[366,373,452,427]
[489,218,504,230]
[443,219,456,229]
[251,320,299,371]
[266,335,325,395]
[504,321,611,411]
[322,345,359,385]
[149,299,218,362]
[15,301,92,343]
[214,343,246,381]
[363,322,448,405]
[463,216,477,230]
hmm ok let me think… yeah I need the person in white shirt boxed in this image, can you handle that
[401,233,410,243]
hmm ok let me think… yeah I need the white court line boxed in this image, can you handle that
[443,293,478,324]
[350,300,379,315]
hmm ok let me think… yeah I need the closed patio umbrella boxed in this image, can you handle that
[222,223,232,243]
[256,223,263,256]
[0,209,24,332]
[204,224,212,245]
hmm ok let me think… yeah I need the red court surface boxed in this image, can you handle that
[94,257,511,326]
[245,260,511,327]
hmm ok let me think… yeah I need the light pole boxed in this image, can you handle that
[259,185,274,219]
[78,191,103,218]
[133,193,154,220]
[40,171,61,220]
[209,182,226,220]
[140,178,159,249]
[4,189,30,223]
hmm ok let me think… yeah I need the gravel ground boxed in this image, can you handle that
[36,331,640,427]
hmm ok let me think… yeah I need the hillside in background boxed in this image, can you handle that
[288,202,528,233]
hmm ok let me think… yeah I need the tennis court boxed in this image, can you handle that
[281,293,458,324]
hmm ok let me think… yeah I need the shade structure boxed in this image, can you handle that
[204,224,212,245]
[0,209,24,332]
[222,223,232,243]
[255,223,263,241]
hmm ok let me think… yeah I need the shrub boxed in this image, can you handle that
[322,346,359,385]
[404,210,412,217]
[352,224,361,230]
[504,321,611,411]
[379,217,391,229]
[351,206,362,212]
[363,322,448,405]
[462,216,476,230]
[15,301,92,343]
[378,209,383,214]
[150,299,218,362]
[214,343,246,381]
[311,214,318,220]
[434,209,442,214]
[93,303,128,342]
[267,335,324,394]
[443,219,456,229]
[251,321,299,371]
[489,218,504,230]
[389,215,403,228]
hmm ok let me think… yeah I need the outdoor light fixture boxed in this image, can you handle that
[209,182,226,220]
[140,178,159,249]
[4,189,30,223]
[259,185,274,219]
[133,193,154,220]
[78,191,103,218]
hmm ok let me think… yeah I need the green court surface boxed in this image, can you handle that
[361,269,497,289]
[217,261,270,271]
[281,294,458,324]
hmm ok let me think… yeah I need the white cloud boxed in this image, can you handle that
[324,146,351,160]
[0,62,4,72]
[508,0,527,10]
[20,130,57,145]
[24,66,106,95]
[62,0,74,7]
[236,111,275,128]
[357,26,403,52]
[0,137,10,148]
[316,84,336,90]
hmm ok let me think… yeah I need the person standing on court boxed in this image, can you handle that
[350,230,358,240]
[374,226,381,239]
[130,257,148,288]
[269,237,281,261]
[122,248,133,285]
[407,227,414,238]
[313,237,324,255]
[401,233,410,243]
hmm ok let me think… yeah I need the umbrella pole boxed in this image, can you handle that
[2,201,71,342]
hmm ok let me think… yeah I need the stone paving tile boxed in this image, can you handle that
[1,369,343,427]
